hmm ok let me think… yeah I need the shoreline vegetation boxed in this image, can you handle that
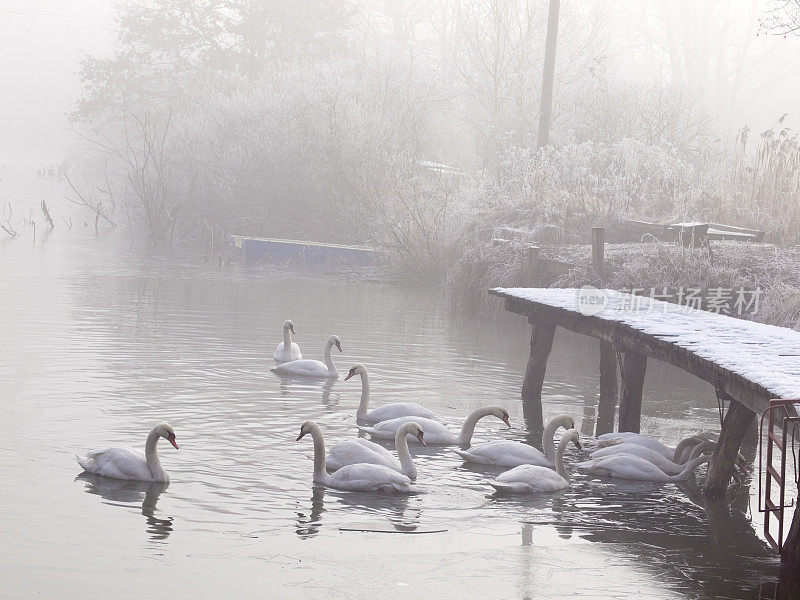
[53,1,800,329]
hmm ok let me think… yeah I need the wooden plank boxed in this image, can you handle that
[521,321,557,430]
[704,399,756,498]
[618,351,647,432]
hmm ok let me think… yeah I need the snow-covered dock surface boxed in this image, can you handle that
[491,287,800,403]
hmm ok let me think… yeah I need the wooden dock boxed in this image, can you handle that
[489,287,800,499]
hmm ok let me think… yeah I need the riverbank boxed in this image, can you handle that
[445,239,800,330]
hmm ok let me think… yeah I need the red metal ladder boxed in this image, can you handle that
[759,398,800,552]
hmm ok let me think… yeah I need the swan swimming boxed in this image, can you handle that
[274,319,302,363]
[326,421,426,480]
[76,423,178,482]
[358,406,510,445]
[589,431,717,462]
[346,364,436,422]
[576,451,711,482]
[454,414,575,467]
[297,421,416,493]
[588,440,716,475]
[272,335,341,378]
[490,429,582,493]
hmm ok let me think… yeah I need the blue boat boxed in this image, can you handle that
[229,235,384,267]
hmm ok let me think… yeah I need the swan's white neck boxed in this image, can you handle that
[356,371,371,418]
[542,416,571,462]
[395,424,417,479]
[673,455,710,481]
[459,407,496,445]
[283,325,293,349]
[323,341,337,375]
[554,433,572,480]
[307,423,328,482]
[145,428,167,481]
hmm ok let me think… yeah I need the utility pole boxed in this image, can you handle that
[537,0,560,148]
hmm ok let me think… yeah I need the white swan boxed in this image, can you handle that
[576,452,710,482]
[326,422,426,480]
[346,364,436,422]
[454,414,575,467]
[274,319,302,363]
[590,432,713,462]
[296,421,415,493]
[588,440,716,475]
[272,335,341,378]
[490,429,582,493]
[76,423,178,482]
[358,406,510,445]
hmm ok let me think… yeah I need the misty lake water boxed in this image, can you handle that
[0,170,785,599]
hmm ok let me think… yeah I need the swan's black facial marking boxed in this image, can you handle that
[345,367,356,381]
[296,426,307,441]
[335,340,342,352]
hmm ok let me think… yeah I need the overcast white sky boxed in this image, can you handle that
[0,1,113,167]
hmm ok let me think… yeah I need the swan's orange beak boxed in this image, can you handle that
[335,341,342,352]
[573,439,582,451]
[168,433,179,449]
[289,325,295,334]
[416,431,426,446]
[296,430,306,441]
[502,416,511,427]
[345,370,355,381]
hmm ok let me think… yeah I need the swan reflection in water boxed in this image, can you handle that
[295,485,421,538]
[76,473,174,540]
[277,376,339,409]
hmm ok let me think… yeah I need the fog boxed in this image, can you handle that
[4,2,800,598]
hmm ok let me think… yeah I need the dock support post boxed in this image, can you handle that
[521,320,556,430]
[591,227,605,279]
[781,506,800,594]
[704,399,755,498]
[525,245,541,287]
[596,341,618,435]
[618,351,646,433]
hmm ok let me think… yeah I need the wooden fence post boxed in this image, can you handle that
[618,351,647,433]
[596,341,618,435]
[521,320,556,430]
[591,227,605,279]
[704,399,755,498]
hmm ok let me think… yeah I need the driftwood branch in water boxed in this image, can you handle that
[64,172,117,228]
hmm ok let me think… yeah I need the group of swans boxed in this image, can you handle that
[75,319,737,494]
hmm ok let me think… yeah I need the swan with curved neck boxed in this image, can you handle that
[358,406,510,445]
[454,414,575,467]
[76,423,178,482]
[272,335,341,378]
[590,431,717,462]
[296,421,415,492]
[326,422,426,479]
[274,319,302,363]
[490,429,582,493]
[347,364,436,422]
[577,451,711,482]
[588,439,717,475]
